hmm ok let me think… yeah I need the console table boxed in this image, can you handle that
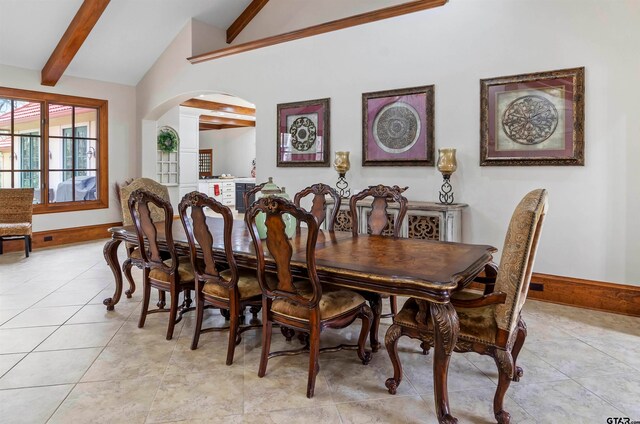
[326,199,468,242]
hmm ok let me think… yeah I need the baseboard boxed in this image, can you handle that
[471,273,640,317]
[0,222,121,253]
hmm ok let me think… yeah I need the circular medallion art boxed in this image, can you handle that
[502,95,559,145]
[373,102,421,154]
[289,117,317,151]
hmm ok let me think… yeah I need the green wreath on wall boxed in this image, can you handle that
[157,126,179,153]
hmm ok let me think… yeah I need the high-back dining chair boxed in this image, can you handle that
[293,183,341,231]
[128,189,195,340]
[245,196,373,398]
[178,191,262,364]
[0,188,34,257]
[349,184,408,351]
[386,189,548,424]
[119,178,171,300]
[243,181,267,211]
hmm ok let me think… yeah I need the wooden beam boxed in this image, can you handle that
[189,0,447,64]
[181,98,255,116]
[226,0,270,44]
[41,0,111,86]
[200,115,255,127]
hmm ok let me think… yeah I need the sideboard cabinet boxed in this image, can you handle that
[325,199,467,242]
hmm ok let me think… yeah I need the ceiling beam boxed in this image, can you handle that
[226,0,270,44]
[189,0,447,64]
[200,115,256,128]
[41,0,111,86]
[181,98,256,116]
[199,122,251,131]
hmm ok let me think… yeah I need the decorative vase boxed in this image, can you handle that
[254,177,297,239]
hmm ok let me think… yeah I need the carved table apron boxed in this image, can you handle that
[102,218,495,424]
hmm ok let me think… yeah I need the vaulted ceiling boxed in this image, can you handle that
[0,0,252,86]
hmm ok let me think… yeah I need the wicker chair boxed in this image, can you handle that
[119,178,171,301]
[385,189,548,424]
[245,196,373,398]
[0,188,34,257]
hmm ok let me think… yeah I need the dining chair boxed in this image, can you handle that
[245,196,373,398]
[128,189,195,340]
[386,189,548,424]
[119,177,171,301]
[0,188,34,257]
[293,183,341,231]
[178,191,262,364]
[349,184,408,351]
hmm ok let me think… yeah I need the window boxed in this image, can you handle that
[0,87,108,213]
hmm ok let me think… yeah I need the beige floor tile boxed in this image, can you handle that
[0,326,57,354]
[0,352,25,377]
[0,293,47,310]
[243,367,333,414]
[81,342,175,382]
[531,338,635,378]
[33,290,99,308]
[575,371,640,418]
[510,379,624,423]
[56,277,111,292]
[165,330,243,375]
[1,305,81,328]
[438,387,533,423]
[0,384,74,424]
[66,301,139,324]
[0,308,22,325]
[146,369,245,422]
[35,321,123,351]
[465,346,570,385]
[0,347,101,389]
[240,405,343,424]
[48,377,161,424]
[336,395,438,424]
[580,332,640,372]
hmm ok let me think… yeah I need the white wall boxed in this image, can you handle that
[199,127,256,177]
[0,64,137,232]
[136,0,640,285]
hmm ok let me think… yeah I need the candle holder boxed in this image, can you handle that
[437,148,457,205]
[333,151,351,198]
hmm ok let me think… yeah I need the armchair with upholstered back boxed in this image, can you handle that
[348,184,408,351]
[293,183,341,231]
[0,188,34,257]
[119,178,171,300]
[385,189,548,424]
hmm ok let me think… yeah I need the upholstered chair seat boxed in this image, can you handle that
[272,280,367,321]
[202,269,263,300]
[0,222,31,236]
[149,257,195,283]
[128,248,142,260]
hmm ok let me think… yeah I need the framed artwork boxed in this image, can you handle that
[362,85,434,166]
[277,98,330,167]
[480,67,585,166]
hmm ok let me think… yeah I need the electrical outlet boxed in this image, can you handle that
[44,236,53,241]
[530,283,544,292]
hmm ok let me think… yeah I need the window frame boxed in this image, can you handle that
[0,86,108,214]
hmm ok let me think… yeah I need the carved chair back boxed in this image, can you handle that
[293,183,341,231]
[120,178,170,226]
[493,189,548,339]
[243,181,267,211]
[128,189,177,276]
[0,188,34,225]
[349,185,408,237]
[245,196,321,309]
[178,191,238,288]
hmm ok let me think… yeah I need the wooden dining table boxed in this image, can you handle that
[102,217,496,424]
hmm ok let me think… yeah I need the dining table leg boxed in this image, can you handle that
[429,301,460,424]
[102,237,123,311]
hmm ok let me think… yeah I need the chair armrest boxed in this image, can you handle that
[451,291,507,308]
[473,262,498,295]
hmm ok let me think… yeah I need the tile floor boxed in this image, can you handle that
[0,240,638,423]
